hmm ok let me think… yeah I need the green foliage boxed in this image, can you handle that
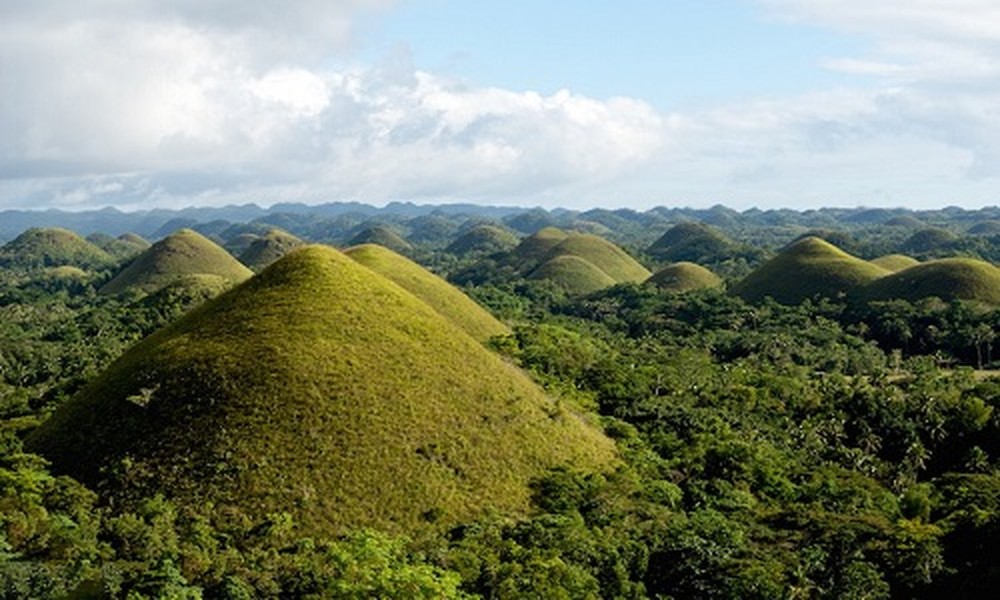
[0,228,114,272]
[446,225,519,255]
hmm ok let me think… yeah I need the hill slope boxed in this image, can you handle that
[446,225,519,255]
[0,227,113,270]
[870,254,921,272]
[344,244,508,342]
[731,237,888,304]
[648,222,733,262]
[543,234,651,283]
[648,262,723,292]
[511,227,569,263]
[347,226,412,254]
[862,258,1000,306]
[28,246,615,536]
[528,255,618,295]
[238,229,305,271]
[100,229,253,295]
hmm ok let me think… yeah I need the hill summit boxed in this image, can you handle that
[731,236,888,304]
[100,229,253,295]
[648,262,722,292]
[28,245,615,536]
[238,229,305,271]
[0,227,113,270]
[862,258,1000,306]
[521,230,650,294]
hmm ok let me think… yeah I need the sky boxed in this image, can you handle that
[2,0,1000,212]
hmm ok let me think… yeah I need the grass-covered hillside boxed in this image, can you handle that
[446,224,520,255]
[647,262,722,292]
[0,227,114,270]
[87,232,151,260]
[862,258,1000,306]
[511,226,570,262]
[870,254,921,272]
[344,243,509,342]
[542,233,651,283]
[731,236,888,304]
[347,225,412,254]
[28,245,615,536]
[100,229,253,295]
[647,221,733,262]
[528,255,618,295]
[238,228,305,271]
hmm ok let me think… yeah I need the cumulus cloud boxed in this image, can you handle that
[0,1,664,209]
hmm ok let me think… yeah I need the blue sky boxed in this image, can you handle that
[2,0,1000,211]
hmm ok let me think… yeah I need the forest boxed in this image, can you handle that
[0,203,998,599]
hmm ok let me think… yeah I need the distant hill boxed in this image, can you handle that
[968,220,1000,236]
[100,229,253,295]
[446,225,519,255]
[648,262,722,292]
[344,244,508,342]
[347,226,412,254]
[511,227,569,263]
[648,222,733,262]
[87,232,151,260]
[0,227,114,270]
[223,233,262,257]
[542,234,650,283]
[528,255,617,296]
[731,237,888,304]
[870,254,921,272]
[902,227,959,254]
[862,258,1000,306]
[884,215,925,228]
[238,229,305,271]
[28,245,615,536]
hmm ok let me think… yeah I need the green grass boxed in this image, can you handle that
[88,232,151,260]
[862,258,1000,306]
[870,254,921,272]
[239,229,305,271]
[647,222,732,261]
[446,225,519,255]
[647,262,722,292]
[542,234,651,283]
[528,255,618,295]
[511,227,569,262]
[344,243,509,342]
[28,245,615,537]
[731,237,889,304]
[348,226,412,253]
[100,229,253,295]
[0,227,114,270]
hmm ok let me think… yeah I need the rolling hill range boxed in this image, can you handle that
[238,229,305,271]
[648,262,722,292]
[862,258,1000,306]
[344,243,509,342]
[100,229,254,295]
[28,245,615,536]
[731,237,888,304]
[0,227,114,270]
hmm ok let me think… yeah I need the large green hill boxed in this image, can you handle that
[28,246,615,536]
[511,227,569,262]
[238,229,305,271]
[648,262,723,292]
[870,254,921,272]
[0,227,114,270]
[344,243,508,342]
[528,255,617,295]
[862,258,1000,306]
[731,237,888,304]
[542,234,651,283]
[446,225,520,255]
[100,229,253,295]
[647,222,733,262]
[347,226,412,254]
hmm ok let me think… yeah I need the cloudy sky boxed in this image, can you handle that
[3,0,1000,211]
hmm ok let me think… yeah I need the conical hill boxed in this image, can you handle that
[28,246,615,536]
[731,237,888,304]
[870,254,920,272]
[511,227,569,263]
[100,229,253,295]
[648,222,732,262]
[542,234,650,283]
[344,243,508,342]
[87,232,151,260]
[348,226,412,254]
[446,225,519,255]
[862,258,1000,306]
[528,255,617,296]
[0,227,113,270]
[648,262,722,292]
[238,229,305,271]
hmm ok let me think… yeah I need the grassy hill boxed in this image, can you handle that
[348,226,412,254]
[862,258,1000,306]
[100,229,253,295]
[224,233,262,257]
[0,227,113,270]
[511,227,569,262]
[902,227,959,253]
[968,220,1000,235]
[648,262,723,292]
[871,254,921,272]
[648,222,733,262]
[528,255,618,295]
[28,245,615,536]
[731,237,888,304]
[238,229,305,271]
[543,234,650,283]
[87,232,151,260]
[344,243,508,342]
[446,225,520,255]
